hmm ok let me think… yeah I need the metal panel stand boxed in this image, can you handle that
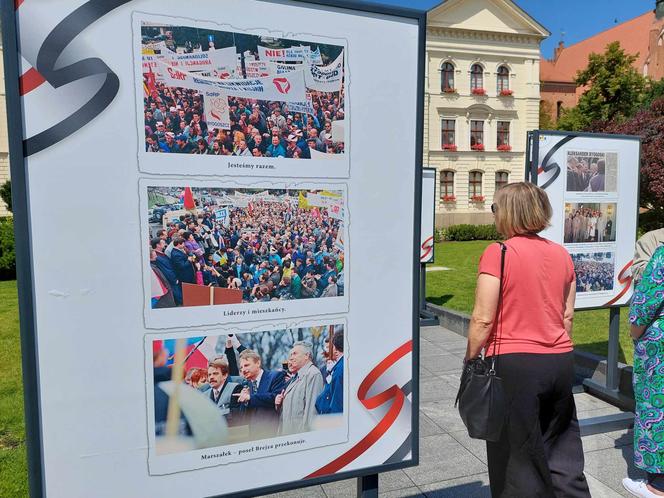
[357,474,379,498]
[581,307,634,435]
[419,265,439,326]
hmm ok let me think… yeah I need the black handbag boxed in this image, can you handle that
[454,242,507,442]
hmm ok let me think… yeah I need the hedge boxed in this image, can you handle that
[438,224,501,242]
[0,217,16,280]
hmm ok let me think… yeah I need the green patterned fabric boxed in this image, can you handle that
[629,245,664,473]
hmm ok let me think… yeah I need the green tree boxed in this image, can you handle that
[0,180,10,213]
[557,41,647,131]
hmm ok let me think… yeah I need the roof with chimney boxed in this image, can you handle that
[540,11,657,83]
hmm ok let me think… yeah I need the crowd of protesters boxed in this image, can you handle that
[149,192,344,308]
[143,82,345,158]
[153,329,344,441]
[573,257,614,293]
[563,206,615,244]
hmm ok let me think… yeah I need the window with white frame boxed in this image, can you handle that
[441,119,455,147]
[469,170,483,198]
[441,62,455,92]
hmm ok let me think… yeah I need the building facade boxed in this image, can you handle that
[541,3,664,124]
[424,0,548,227]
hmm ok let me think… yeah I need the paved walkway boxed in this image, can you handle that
[263,326,640,498]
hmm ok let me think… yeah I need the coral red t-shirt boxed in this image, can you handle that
[479,235,575,355]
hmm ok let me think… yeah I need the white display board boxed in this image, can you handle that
[5,0,424,496]
[534,131,639,309]
[420,168,436,264]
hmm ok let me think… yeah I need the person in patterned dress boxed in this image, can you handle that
[623,245,664,498]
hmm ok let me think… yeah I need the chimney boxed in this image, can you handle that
[657,0,664,19]
[554,41,565,62]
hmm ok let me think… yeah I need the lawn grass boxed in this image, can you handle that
[0,280,28,497]
[426,241,634,364]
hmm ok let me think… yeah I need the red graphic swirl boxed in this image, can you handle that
[306,340,412,478]
[604,260,634,306]
[420,236,434,262]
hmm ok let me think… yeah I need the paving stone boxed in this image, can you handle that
[574,392,615,412]
[403,434,486,486]
[381,487,425,498]
[321,470,415,497]
[584,443,644,497]
[581,433,616,453]
[585,473,624,498]
[448,430,488,464]
[261,484,327,498]
[419,411,444,438]
[418,473,491,498]
[420,354,464,375]
[420,400,467,433]
[603,428,634,448]
[419,375,459,403]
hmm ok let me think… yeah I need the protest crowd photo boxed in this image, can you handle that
[141,24,346,159]
[572,253,615,293]
[147,186,345,309]
[152,325,345,453]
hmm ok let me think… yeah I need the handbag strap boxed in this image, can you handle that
[489,242,507,373]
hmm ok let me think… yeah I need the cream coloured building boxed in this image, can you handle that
[425,0,549,227]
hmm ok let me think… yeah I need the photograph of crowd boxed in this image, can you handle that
[572,252,615,293]
[563,203,617,244]
[565,151,617,193]
[152,324,345,455]
[146,186,345,309]
[141,22,346,160]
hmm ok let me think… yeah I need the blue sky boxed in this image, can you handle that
[356,0,655,59]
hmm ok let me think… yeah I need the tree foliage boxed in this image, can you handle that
[601,97,664,217]
[0,180,10,213]
[557,41,647,131]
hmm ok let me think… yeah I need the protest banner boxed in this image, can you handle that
[258,44,311,62]
[244,60,272,78]
[202,90,231,130]
[159,61,308,103]
[269,51,343,93]
[164,46,237,78]
[214,207,230,227]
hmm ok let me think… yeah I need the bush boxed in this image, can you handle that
[0,180,11,213]
[0,217,16,280]
[444,224,501,241]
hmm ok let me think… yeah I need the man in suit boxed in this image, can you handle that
[235,349,285,438]
[276,342,324,435]
[204,356,243,426]
[316,331,344,415]
[151,238,182,305]
[169,236,196,284]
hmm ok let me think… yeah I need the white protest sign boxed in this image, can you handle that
[160,62,308,102]
[331,120,345,142]
[163,47,238,78]
[258,45,310,62]
[328,201,343,220]
[308,51,344,92]
[203,91,231,130]
[269,50,344,93]
[215,207,230,227]
[245,60,272,78]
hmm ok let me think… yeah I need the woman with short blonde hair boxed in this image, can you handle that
[464,182,590,497]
